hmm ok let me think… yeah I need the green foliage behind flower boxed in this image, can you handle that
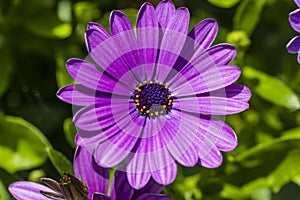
[0,0,300,199]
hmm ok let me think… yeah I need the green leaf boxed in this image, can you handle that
[207,0,240,8]
[63,118,77,148]
[0,179,10,200]
[46,147,74,175]
[233,0,267,35]
[0,115,51,173]
[243,66,300,111]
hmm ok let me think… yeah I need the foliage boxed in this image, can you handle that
[0,0,300,199]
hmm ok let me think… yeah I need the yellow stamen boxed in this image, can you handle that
[155,111,159,116]
[146,110,150,114]
[162,105,167,109]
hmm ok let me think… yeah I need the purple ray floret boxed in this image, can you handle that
[287,0,300,63]
[56,0,251,189]
[9,146,169,200]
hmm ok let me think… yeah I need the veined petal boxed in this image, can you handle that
[198,117,238,152]
[85,27,110,52]
[198,136,223,168]
[156,7,190,81]
[110,171,134,200]
[57,84,102,106]
[172,65,241,96]
[287,35,300,53]
[74,146,109,198]
[188,18,218,51]
[207,44,236,65]
[94,116,145,167]
[290,9,300,33]
[136,194,171,200]
[73,97,133,132]
[132,178,164,199]
[136,2,159,80]
[9,181,56,200]
[87,22,110,36]
[198,84,251,102]
[177,96,249,115]
[155,0,176,29]
[66,58,131,95]
[151,160,177,185]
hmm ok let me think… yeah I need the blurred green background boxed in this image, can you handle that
[1,0,300,199]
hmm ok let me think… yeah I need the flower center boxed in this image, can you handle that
[133,80,173,118]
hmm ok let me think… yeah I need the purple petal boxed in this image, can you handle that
[126,139,151,189]
[93,116,145,168]
[66,58,131,95]
[298,52,300,63]
[135,194,171,200]
[132,178,164,198]
[74,146,109,198]
[56,84,99,106]
[201,84,251,102]
[177,96,249,115]
[207,44,236,65]
[296,0,300,7]
[188,18,218,51]
[9,181,55,200]
[172,65,241,96]
[110,10,134,34]
[198,117,238,152]
[287,35,300,53]
[87,22,111,36]
[161,111,199,167]
[290,9,300,33]
[156,7,190,81]
[85,29,136,86]
[198,141,223,168]
[85,27,110,52]
[155,0,176,29]
[73,98,133,132]
[110,171,134,200]
[151,161,177,185]
[136,2,159,80]
[148,133,177,185]
[92,193,111,200]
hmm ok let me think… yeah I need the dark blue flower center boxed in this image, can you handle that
[133,80,173,118]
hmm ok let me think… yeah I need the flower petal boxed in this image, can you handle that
[177,96,249,115]
[110,171,134,200]
[198,139,223,168]
[74,146,109,198]
[9,181,56,200]
[156,7,190,81]
[151,160,177,185]
[133,178,164,198]
[57,84,101,106]
[172,65,241,96]
[66,58,131,95]
[136,2,159,80]
[200,84,251,102]
[296,0,300,7]
[85,26,110,52]
[198,117,238,152]
[92,193,111,200]
[155,0,176,29]
[136,194,171,200]
[94,116,145,167]
[287,35,300,53]
[290,9,300,33]
[188,18,218,51]
[87,22,110,36]
[73,98,133,132]
[207,44,236,65]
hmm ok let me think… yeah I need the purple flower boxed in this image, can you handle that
[9,146,169,200]
[57,0,251,189]
[287,0,300,63]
